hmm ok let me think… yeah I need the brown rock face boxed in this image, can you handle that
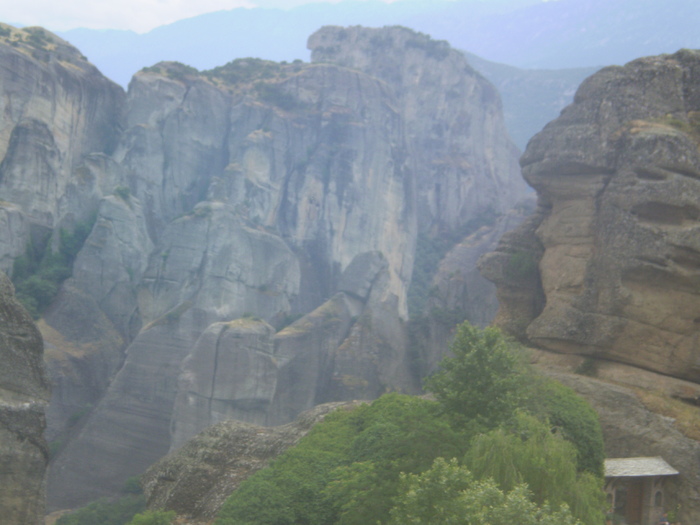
[483,50,700,382]
[0,272,50,524]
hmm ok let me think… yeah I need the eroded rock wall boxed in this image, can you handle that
[0,272,49,524]
[0,23,526,509]
[0,25,124,244]
[482,49,700,382]
[309,26,526,233]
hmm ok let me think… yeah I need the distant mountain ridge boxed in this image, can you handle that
[54,0,700,89]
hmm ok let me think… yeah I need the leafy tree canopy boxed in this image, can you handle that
[216,322,605,525]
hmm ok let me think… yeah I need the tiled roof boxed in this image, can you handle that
[605,457,679,478]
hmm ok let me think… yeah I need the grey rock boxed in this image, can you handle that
[309,26,528,232]
[171,319,278,450]
[72,194,153,335]
[0,272,49,525]
[0,25,527,508]
[420,205,534,373]
[0,27,124,235]
[338,251,387,301]
[41,283,125,441]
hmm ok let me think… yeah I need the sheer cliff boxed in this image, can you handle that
[482,49,700,383]
[0,23,527,509]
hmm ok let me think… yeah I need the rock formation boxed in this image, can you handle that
[0,271,50,524]
[480,49,700,525]
[0,24,526,509]
[482,49,700,382]
[0,24,124,255]
[309,26,523,233]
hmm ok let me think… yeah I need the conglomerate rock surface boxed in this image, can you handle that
[482,49,700,382]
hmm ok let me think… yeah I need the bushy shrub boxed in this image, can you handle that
[424,322,528,431]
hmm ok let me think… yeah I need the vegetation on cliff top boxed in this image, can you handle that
[215,322,605,525]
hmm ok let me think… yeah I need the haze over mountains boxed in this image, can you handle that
[55,0,700,90]
[47,0,700,150]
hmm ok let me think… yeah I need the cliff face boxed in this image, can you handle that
[0,272,50,524]
[482,49,700,382]
[309,26,525,233]
[0,25,124,256]
[0,24,526,509]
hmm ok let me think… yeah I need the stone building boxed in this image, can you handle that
[605,457,679,525]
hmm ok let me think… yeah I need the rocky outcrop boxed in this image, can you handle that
[171,318,278,450]
[309,26,526,233]
[0,23,526,508]
[43,25,525,509]
[0,24,125,245]
[0,271,50,524]
[0,25,128,447]
[168,251,415,449]
[142,401,364,524]
[482,49,700,382]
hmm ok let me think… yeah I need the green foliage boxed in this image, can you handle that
[164,62,198,81]
[405,36,450,61]
[574,357,599,377]
[463,413,604,525]
[204,58,284,86]
[505,249,539,281]
[216,394,466,525]
[55,495,146,525]
[424,322,528,431]
[527,379,605,478]
[216,322,605,525]
[11,215,95,317]
[122,476,143,495]
[126,510,176,525]
[388,457,581,525]
[24,27,50,48]
[114,186,131,202]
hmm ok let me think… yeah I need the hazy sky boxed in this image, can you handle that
[2,0,403,33]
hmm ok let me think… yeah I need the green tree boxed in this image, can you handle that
[424,322,528,431]
[527,379,605,477]
[216,394,467,525]
[388,457,581,525]
[463,413,604,525]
